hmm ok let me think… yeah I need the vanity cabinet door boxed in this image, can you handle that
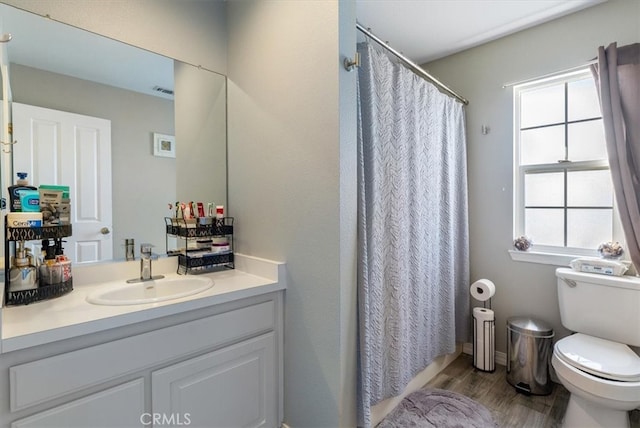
[152,332,276,428]
[11,379,145,428]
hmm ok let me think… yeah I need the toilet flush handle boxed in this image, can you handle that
[560,277,577,288]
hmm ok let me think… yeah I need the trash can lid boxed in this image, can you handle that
[507,316,554,337]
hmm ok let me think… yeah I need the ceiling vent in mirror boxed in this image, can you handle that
[153,86,174,95]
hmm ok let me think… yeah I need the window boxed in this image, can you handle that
[513,70,622,258]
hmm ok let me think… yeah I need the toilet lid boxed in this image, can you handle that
[556,333,640,382]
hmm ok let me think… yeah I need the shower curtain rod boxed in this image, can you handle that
[357,23,469,105]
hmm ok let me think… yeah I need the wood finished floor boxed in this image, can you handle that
[422,353,640,428]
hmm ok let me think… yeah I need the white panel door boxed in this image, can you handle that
[152,333,277,428]
[12,102,112,263]
[11,379,145,428]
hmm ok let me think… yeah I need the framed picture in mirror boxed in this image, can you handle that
[153,133,176,158]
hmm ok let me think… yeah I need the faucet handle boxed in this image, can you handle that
[140,243,154,254]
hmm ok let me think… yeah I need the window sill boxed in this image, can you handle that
[508,250,577,267]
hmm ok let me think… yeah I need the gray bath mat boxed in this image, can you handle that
[377,388,497,428]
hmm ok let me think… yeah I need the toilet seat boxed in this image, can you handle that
[555,333,640,382]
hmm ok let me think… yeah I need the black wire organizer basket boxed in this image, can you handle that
[164,216,234,274]
[5,279,73,306]
[4,219,74,306]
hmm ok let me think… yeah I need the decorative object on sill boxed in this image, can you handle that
[513,235,532,251]
[597,241,624,259]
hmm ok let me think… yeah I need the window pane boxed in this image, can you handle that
[525,172,564,206]
[521,84,565,128]
[567,119,607,161]
[568,77,601,121]
[567,170,613,207]
[567,209,613,248]
[525,208,564,246]
[520,125,565,165]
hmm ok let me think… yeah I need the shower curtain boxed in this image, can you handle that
[357,42,470,427]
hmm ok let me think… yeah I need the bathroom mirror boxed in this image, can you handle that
[0,3,227,262]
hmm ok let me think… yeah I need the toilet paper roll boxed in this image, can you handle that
[470,279,496,301]
[473,307,495,371]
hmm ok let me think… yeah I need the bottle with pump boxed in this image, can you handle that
[39,239,62,286]
[54,238,72,283]
[8,172,37,212]
[9,241,38,291]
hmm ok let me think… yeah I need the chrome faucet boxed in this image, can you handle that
[127,243,164,283]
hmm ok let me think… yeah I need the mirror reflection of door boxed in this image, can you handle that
[12,102,113,263]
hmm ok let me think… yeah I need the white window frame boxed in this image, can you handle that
[510,69,625,266]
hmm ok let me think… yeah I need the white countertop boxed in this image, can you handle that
[1,254,286,353]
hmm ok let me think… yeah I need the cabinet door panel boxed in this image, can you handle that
[11,379,144,428]
[152,333,276,428]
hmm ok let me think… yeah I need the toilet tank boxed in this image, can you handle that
[556,267,640,346]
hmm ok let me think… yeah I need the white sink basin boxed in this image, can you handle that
[86,276,214,306]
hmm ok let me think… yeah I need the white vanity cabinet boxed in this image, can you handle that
[152,333,277,427]
[1,291,283,428]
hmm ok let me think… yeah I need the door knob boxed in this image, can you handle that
[100,227,111,235]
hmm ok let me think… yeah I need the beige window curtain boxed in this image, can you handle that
[591,42,640,269]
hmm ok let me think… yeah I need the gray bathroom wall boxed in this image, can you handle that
[227,1,358,426]
[425,0,640,354]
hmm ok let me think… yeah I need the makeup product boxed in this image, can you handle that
[211,236,230,254]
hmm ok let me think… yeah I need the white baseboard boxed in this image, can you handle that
[462,342,506,367]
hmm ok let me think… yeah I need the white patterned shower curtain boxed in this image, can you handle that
[357,42,470,427]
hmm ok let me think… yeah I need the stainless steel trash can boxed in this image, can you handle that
[506,317,554,395]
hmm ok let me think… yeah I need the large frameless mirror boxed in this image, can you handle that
[0,3,227,263]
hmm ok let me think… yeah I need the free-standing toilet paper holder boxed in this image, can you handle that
[472,307,496,372]
[471,279,496,372]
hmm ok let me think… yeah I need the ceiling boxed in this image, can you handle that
[0,3,173,100]
[356,0,606,64]
[1,1,607,98]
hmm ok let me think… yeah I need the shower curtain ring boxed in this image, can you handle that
[344,52,360,72]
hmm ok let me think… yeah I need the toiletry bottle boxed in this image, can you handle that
[125,238,135,261]
[39,239,54,285]
[8,172,37,212]
[41,240,63,285]
[37,239,47,275]
[54,239,72,282]
[9,241,38,291]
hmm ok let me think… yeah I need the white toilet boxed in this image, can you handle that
[553,268,640,428]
